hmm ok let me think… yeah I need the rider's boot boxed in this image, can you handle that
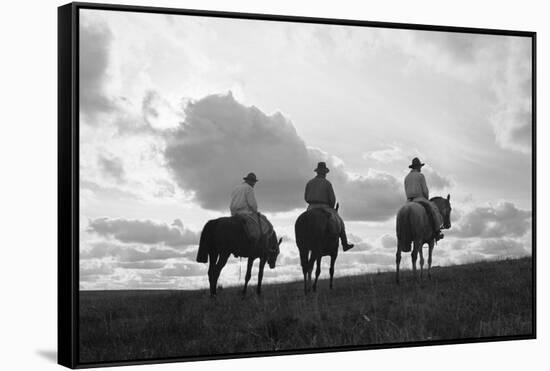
[340,230,354,251]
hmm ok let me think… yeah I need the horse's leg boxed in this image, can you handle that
[329,254,336,289]
[411,241,420,282]
[396,248,402,285]
[428,241,434,280]
[299,249,309,294]
[242,257,254,297]
[208,252,218,297]
[307,251,314,292]
[419,243,425,281]
[313,256,322,292]
[257,258,265,296]
[213,251,231,295]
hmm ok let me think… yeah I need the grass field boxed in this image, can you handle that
[79,257,533,363]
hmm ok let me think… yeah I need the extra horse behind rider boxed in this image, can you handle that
[295,204,341,294]
[395,194,452,283]
[196,216,282,297]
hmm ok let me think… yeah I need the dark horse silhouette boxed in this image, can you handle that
[295,204,340,294]
[196,216,282,297]
[395,195,452,283]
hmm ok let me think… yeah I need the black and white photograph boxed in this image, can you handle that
[58,2,535,368]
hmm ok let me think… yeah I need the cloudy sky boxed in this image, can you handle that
[79,9,533,290]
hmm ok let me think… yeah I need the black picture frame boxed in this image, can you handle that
[58,2,537,368]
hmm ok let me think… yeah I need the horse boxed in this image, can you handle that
[196,216,282,297]
[395,194,452,283]
[295,204,340,294]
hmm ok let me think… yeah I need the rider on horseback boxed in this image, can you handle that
[229,172,272,252]
[304,162,354,251]
[404,158,444,241]
[230,172,259,216]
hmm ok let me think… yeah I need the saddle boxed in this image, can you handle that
[234,213,273,251]
[308,205,341,236]
[408,199,443,240]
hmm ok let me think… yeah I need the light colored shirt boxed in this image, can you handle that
[305,176,336,208]
[230,182,258,215]
[404,169,429,200]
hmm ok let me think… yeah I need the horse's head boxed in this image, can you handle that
[432,194,452,229]
[266,233,282,269]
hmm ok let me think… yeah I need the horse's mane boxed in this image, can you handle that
[429,196,445,202]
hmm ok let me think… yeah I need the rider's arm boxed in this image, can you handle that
[327,182,336,208]
[421,173,429,199]
[246,187,258,212]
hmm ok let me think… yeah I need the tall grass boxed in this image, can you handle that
[79,257,533,363]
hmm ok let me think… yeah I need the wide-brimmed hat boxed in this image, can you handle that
[408,157,425,169]
[243,172,258,182]
[314,162,330,174]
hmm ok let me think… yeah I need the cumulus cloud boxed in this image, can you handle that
[448,238,529,263]
[164,92,311,212]
[381,234,397,249]
[365,252,395,265]
[363,145,407,163]
[476,238,528,258]
[80,261,114,279]
[423,167,452,190]
[449,201,531,239]
[142,90,183,130]
[98,155,125,182]
[331,233,392,270]
[81,242,188,262]
[345,234,375,252]
[399,32,532,154]
[164,93,403,221]
[363,145,452,192]
[80,21,116,122]
[489,37,532,154]
[453,252,488,264]
[327,166,403,221]
[160,262,206,277]
[118,261,167,270]
[354,241,375,252]
[80,180,140,201]
[339,250,394,268]
[87,218,199,247]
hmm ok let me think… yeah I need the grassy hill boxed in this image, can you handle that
[79,257,533,363]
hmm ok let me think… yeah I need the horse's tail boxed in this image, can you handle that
[197,220,216,263]
[295,212,307,250]
[295,208,332,253]
[396,205,413,252]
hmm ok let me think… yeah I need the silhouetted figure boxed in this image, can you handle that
[230,172,259,216]
[404,158,444,241]
[197,216,282,297]
[229,172,272,250]
[304,162,354,251]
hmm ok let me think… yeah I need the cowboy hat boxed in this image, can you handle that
[243,172,258,182]
[314,162,330,174]
[408,157,425,169]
